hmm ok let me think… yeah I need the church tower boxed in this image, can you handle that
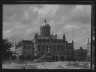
[40,19,51,37]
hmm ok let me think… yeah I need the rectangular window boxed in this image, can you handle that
[46,45,48,51]
[42,45,44,51]
[38,45,41,51]
[57,45,60,51]
[54,45,56,51]
[23,46,25,49]
[28,46,30,49]
[50,45,52,51]
[61,45,63,51]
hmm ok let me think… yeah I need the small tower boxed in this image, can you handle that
[34,33,38,39]
[80,47,83,50]
[72,40,74,49]
[63,34,66,41]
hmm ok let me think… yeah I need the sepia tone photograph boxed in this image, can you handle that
[2,4,93,69]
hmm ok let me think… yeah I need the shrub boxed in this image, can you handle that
[11,55,17,60]
[19,55,25,60]
[26,55,31,60]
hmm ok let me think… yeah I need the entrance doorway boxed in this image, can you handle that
[52,56,58,61]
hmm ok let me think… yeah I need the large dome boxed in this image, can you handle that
[41,19,50,28]
[45,23,50,28]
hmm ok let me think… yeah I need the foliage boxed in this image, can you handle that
[2,38,13,60]
[11,55,17,60]
[34,56,40,59]
[19,55,25,60]
[26,55,31,60]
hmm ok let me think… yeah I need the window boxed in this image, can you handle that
[46,45,48,51]
[57,45,60,51]
[61,45,63,51]
[50,45,52,51]
[38,45,41,51]
[23,46,25,49]
[29,46,31,49]
[42,45,44,51]
[54,45,56,51]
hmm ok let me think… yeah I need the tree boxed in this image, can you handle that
[11,55,17,60]
[19,55,25,60]
[2,38,13,61]
[26,55,31,60]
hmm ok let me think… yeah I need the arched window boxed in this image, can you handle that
[38,45,41,51]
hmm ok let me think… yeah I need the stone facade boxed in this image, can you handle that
[15,40,34,58]
[15,19,87,61]
[33,19,74,61]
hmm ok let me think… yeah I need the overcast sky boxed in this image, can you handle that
[3,4,91,51]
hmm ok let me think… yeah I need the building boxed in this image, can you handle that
[15,19,74,61]
[74,47,87,61]
[92,24,95,62]
[92,24,95,70]
[87,38,91,61]
[15,40,34,59]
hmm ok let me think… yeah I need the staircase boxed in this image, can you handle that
[33,53,48,62]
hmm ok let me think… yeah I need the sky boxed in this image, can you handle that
[3,4,91,51]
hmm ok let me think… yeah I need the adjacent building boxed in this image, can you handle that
[74,47,87,61]
[15,40,34,59]
[87,38,91,61]
[92,25,95,64]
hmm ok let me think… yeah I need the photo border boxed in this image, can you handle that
[1,0,95,72]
